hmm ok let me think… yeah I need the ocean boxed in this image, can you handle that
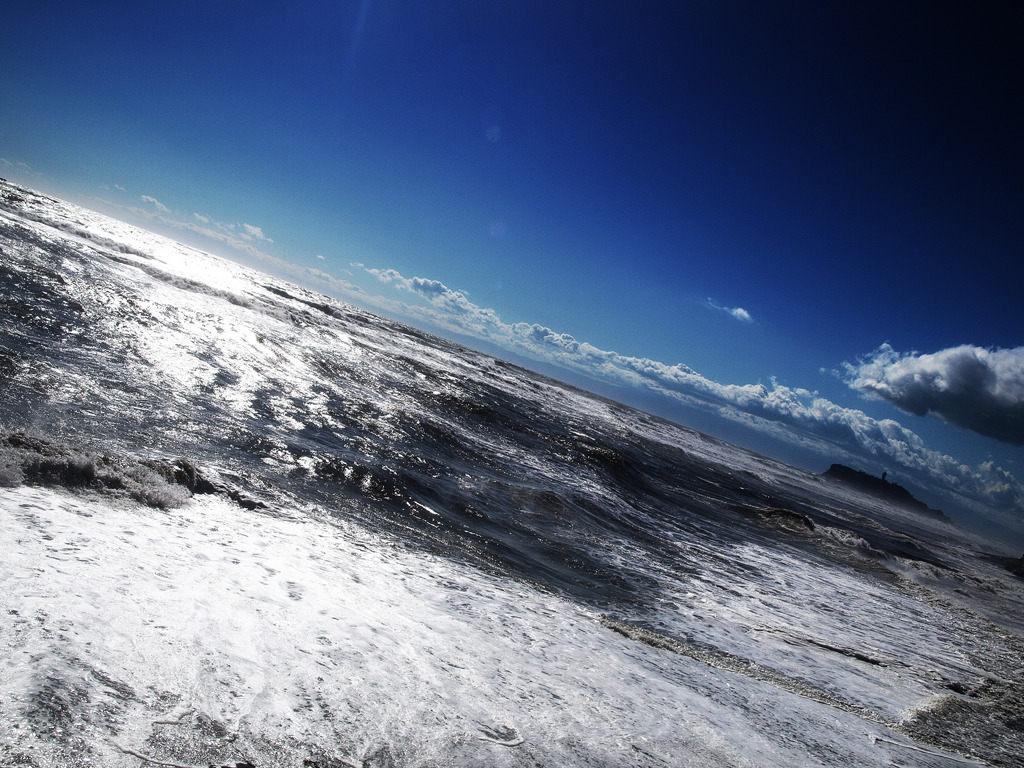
[1,179,1022,767]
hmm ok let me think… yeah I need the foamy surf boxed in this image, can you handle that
[2,180,1023,767]
[2,484,996,768]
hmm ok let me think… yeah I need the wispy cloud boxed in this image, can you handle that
[110,202,276,265]
[844,343,1024,445]
[1,158,34,175]
[139,194,170,213]
[707,298,753,323]
[106,198,276,264]
[353,265,1024,525]
[305,266,365,296]
[115,184,127,192]
[186,210,273,244]
[241,222,272,243]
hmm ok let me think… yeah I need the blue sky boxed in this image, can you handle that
[2,2,1023,540]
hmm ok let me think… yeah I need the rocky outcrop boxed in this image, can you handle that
[821,464,950,522]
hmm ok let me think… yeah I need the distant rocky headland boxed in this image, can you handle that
[821,464,951,523]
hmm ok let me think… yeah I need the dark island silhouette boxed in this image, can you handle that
[821,464,951,523]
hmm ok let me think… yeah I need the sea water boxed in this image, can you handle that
[2,180,1022,767]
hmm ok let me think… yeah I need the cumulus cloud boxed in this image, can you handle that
[366,268,503,332]
[139,194,170,213]
[351,265,1024,524]
[707,298,753,323]
[845,344,1024,445]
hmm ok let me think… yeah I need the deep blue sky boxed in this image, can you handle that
[2,2,1023,538]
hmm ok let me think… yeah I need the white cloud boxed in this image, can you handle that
[304,267,366,297]
[113,199,281,261]
[114,202,277,266]
[1,159,35,176]
[242,222,272,242]
[139,194,170,213]
[367,268,502,333]
[353,265,1024,524]
[708,298,753,323]
[316,254,325,260]
[845,343,1024,445]
[114,184,127,192]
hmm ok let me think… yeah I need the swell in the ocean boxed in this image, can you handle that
[2,180,1024,767]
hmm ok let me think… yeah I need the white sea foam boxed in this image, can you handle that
[0,484,1000,767]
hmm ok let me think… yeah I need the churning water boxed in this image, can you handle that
[2,181,1023,767]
